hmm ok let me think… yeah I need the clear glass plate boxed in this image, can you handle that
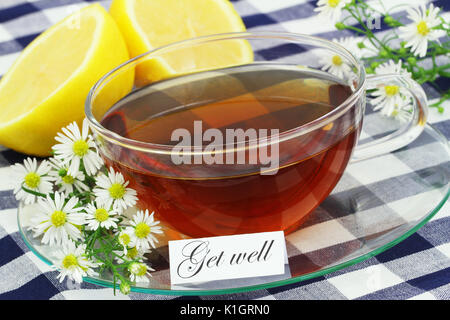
[18,122,450,296]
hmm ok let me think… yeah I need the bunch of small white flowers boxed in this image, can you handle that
[315,1,449,116]
[12,119,163,295]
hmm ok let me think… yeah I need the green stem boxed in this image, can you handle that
[21,186,47,198]
[85,232,133,294]
[344,6,388,53]
[430,92,450,113]
[341,24,367,35]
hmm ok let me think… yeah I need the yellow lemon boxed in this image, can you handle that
[0,4,133,156]
[109,0,253,85]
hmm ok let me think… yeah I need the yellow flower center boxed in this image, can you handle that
[94,208,109,222]
[24,172,40,189]
[109,183,126,199]
[119,233,131,246]
[130,263,147,276]
[328,0,340,8]
[135,223,150,239]
[127,247,139,259]
[384,85,400,97]
[416,21,429,36]
[62,254,78,269]
[62,174,75,184]
[51,210,67,227]
[332,55,343,66]
[72,140,89,157]
[136,264,147,276]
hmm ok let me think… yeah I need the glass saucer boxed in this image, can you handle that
[18,123,450,296]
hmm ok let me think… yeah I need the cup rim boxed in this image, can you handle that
[85,31,366,154]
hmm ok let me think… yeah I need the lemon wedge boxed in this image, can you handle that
[0,4,133,156]
[110,0,253,85]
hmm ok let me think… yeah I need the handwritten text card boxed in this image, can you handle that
[169,231,287,285]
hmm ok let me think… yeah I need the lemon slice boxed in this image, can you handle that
[110,0,253,85]
[0,4,133,156]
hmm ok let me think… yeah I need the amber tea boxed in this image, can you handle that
[100,64,359,237]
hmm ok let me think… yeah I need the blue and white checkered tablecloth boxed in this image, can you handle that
[0,0,449,300]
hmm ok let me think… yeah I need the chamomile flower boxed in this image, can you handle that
[319,46,352,79]
[314,0,352,22]
[48,159,89,196]
[53,241,99,283]
[117,229,134,255]
[399,4,445,57]
[334,37,359,56]
[128,262,154,283]
[52,118,103,176]
[389,102,413,123]
[128,210,162,252]
[370,60,413,117]
[31,192,86,246]
[93,167,138,213]
[373,59,411,78]
[85,201,119,230]
[371,89,411,117]
[333,37,374,59]
[114,246,147,264]
[12,158,52,204]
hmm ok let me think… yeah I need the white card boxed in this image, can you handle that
[168,231,287,285]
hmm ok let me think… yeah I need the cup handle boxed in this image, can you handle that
[351,73,428,162]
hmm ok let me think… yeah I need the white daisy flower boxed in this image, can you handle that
[117,229,135,255]
[389,102,413,123]
[128,210,162,252]
[371,89,411,117]
[85,201,119,230]
[334,37,362,58]
[319,43,352,79]
[31,192,86,246]
[373,59,411,77]
[334,36,375,59]
[114,246,147,264]
[48,158,89,196]
[370,60,412,117]
[52,118,103,176]
[93,167,138,213]
[53,241,99,284]
[314,0,351,22]
[128,262,154,283]
[11,158,52,204]
[399,4,445,57]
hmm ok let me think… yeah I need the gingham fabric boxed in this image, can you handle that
[0,0,449,300]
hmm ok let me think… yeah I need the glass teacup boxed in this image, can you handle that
[85,32,427,238]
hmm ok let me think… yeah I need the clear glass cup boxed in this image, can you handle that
[85,31,428,238]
